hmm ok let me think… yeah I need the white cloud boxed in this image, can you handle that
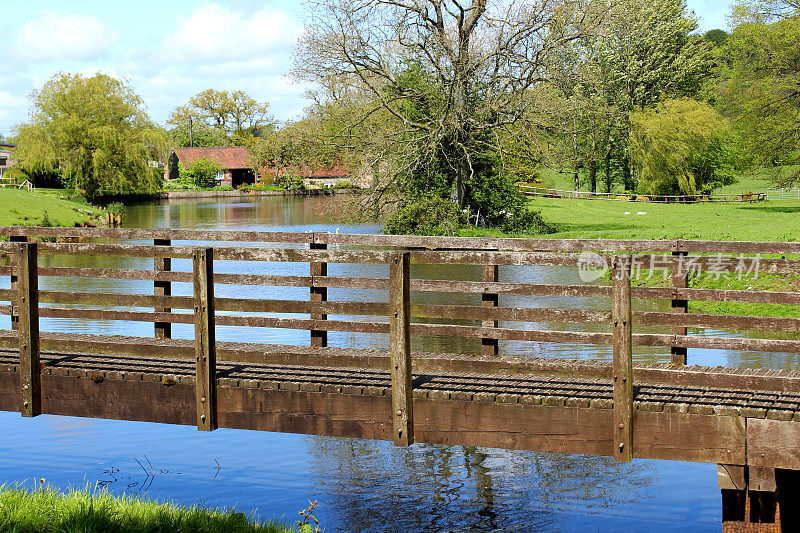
[14,11,116,61]
[163,3,302,64]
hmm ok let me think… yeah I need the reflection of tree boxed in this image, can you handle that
[303,436,654,531]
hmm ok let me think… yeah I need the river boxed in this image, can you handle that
[1,194,789,531]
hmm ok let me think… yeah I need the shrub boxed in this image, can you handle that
[180,157,222,188]
[498,209,556,235]
[384,195,467,235]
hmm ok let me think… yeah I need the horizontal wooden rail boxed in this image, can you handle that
[5,226,800,254]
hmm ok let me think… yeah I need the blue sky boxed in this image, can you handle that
[0,0,733,138]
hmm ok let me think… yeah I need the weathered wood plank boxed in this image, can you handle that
[193,248,217,431]
[390,252,413,446]
[482,265,499,356]
[672,250,689,365]
[154,238,172,339]
[310,240,327,347]
[16,242,40,417]
[9,235,26,331]
[747,418,800,470]
[633,411,746,464]
[6,225,800,254]
[612,255,633,462]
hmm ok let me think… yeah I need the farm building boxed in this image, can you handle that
[166,147,256,187]
[0,143,15,180]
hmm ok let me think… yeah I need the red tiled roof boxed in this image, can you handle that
[173,147,251,170]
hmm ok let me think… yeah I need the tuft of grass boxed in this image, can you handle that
[0,484,295,533]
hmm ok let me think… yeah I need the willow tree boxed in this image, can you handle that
[294,0,605,230]
[14,73,167,200]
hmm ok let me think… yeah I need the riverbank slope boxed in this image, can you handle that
[0,188,105,227]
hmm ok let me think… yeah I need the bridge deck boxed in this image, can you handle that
[2,348,800,419]
[2,344,800,473]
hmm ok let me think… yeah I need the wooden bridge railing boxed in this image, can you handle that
[0,227,799,461]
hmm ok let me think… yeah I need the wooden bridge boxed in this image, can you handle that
[1,226,800,531]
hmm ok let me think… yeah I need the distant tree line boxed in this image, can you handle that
[8,0,799,231]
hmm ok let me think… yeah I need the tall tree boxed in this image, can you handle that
[717,3,800,184]
[13,73,167,200]
[168,89,274,145]
[295,0,605,225]
[537,0,711,194]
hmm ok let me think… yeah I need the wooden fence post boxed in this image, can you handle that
[9,235,27,331]
[612,255,633,462]
[310,237,328,347]
[16,242,40,417]
[154,238,172,339]
[671,242,688,365]
[193,248,217,431]
[481,265,499,356]
[390,251,413,446]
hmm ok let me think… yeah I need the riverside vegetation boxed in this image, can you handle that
[0,484,321,533]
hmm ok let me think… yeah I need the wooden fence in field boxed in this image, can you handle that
[519,185,768,203]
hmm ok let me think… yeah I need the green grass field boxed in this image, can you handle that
[0,485,298,533]
[0,188,105,227]
[518,197,800,241]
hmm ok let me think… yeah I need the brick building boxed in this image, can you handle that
[166,146,256,187]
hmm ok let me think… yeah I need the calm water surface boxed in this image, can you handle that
[2,195,789,531]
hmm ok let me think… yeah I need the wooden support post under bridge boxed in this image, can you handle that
[154,238,172,339]
[612,255,633,462]
[310,239,328,347]
[15,241,40,417]
[193,248,217,431]
[672,241,689,365]
[481,265,499,356]
[390,251,413,446]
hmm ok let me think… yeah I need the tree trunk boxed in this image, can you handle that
[604,147,613,193]
[572,117,580,191]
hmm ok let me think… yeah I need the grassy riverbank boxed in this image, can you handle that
[0,188,105,227]
[0,485,298,533]
[459,197,800,241]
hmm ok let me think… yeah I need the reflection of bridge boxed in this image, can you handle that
[1,227,800,531]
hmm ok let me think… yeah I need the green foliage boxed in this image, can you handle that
[13,73,167,201]
[106,202,125,219]
[384,196,467,236]
[631,99,735,195]
[168,89,273,146]
[703,29,729,46]
[0,484,290,532]
[335,180,357,189]
[168,121,230,148]
[716,13,800,185]
[180,157,222,188]
[274,172,306,191]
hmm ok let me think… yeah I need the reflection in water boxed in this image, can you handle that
[0,194,781,530]
[305,437,656,531]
